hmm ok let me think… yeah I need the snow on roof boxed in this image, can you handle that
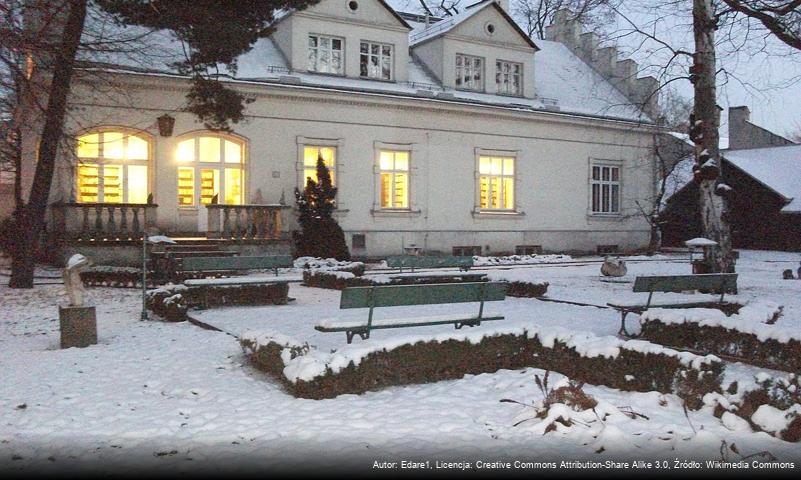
[409,1,490,46]
[684,237,718,247]
[76,4,650,123]
[723,145,801,212]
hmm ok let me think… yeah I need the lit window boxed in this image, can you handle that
[479,156,514,210]
[591,164,621,214]
[455,54,483,91]
[75,130,150,203]
[379,150,409,209]
[496,60,522,96]
[360,41,392,80]
[303,146,336,185]
[308,35,344,75]
[176,135,245,206]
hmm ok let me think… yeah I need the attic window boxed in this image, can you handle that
[485,22,496,36]
[348,1,359,11]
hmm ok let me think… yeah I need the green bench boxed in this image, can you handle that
[385,255,474,272]
[173,255,295,278]
[315,281,508,343]
[608,273,738,336]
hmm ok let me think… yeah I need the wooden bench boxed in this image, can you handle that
[385,255,474,272]
[608,273,738,337]
[315,281,507,343]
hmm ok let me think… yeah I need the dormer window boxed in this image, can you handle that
[308,34,344,75]
[455,54,484,91]
[360,41,393,80]
[496,60,522,96]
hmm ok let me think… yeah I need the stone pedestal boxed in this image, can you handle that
[59,306,97,348]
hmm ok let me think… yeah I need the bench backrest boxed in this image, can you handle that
[633,273,738,294]
[385,255,474,269]
[176,255,294,272]
[340,282,507,309]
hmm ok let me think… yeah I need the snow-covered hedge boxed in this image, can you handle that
[241,324,722,405]
[639,302,799,373]
[302,270,549,296]
[146,282,289,321]
[707,373,801,442]
[293,257,365,276]
[301,270,374,290]
[473,254,572,266]
[81,266,145,288]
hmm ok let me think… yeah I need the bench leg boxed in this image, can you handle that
[346,329,370,344]
[455,320,480,329]
[618,310,630,337]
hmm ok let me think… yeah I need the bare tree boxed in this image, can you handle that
[720,0,801,50]
[513,0,618,39]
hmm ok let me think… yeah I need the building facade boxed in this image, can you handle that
[18,0,661,261]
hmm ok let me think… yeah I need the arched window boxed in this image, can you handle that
[175,134,245,206]
[75,130,150,203]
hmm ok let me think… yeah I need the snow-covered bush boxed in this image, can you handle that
[708,374,801,442]
[639,303,798,373]
[294,257,365,276]
[240,326,723,404]
[146,282,289,321]
[473,254,572,267]
[81,266,144,288]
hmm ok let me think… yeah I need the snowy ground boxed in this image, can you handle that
[1,251,801,474]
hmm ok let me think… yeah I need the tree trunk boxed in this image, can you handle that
[692,0,735,273]
[8,0,88,288]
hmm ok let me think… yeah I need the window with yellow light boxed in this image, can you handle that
[75,130,149,203]
[176,135,245,206]
[303,146,335,186]
[379,150,409,209]
[478,156,515,210]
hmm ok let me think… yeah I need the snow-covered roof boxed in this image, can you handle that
[723,145,801,213]
[664,144,801,213]
[685,238,718,247]
[409,0,537,50]
[76,4,650,123]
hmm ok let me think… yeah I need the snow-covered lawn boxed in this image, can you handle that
[1,251,800,474]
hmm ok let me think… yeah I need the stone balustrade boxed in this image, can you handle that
[206,204,288,241]
[51,202,158,241]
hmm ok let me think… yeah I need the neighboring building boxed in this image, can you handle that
[662,106,800,250]
[19,0,662,264]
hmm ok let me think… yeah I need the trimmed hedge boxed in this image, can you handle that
[504,280,550,298]
[81,267,150,288]
[302,270,374,290]
[147,282,289,321]
[302,270,549,297]
[242,331,722,407]
[639,318,800,374]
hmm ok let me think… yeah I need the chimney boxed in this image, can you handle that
[728,106,750,150]
[495,0,510,13]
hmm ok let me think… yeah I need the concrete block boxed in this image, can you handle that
[59,306,97,349]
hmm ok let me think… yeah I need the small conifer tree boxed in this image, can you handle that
[293,154,350,260]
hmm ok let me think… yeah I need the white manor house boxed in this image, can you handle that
[17,0,664,262]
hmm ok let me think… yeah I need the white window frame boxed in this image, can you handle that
[474,149,521,215]
[495,60,523,96]
[296,136,345,209]
[589,160,622,216]
[378,150,410,210]
[75,129,151,204]
[455,54,484,91]
[175,133,247,208]
[360,40,393,80]
[308,34,345,75]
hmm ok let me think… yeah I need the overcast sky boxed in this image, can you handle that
[387,0,801,138]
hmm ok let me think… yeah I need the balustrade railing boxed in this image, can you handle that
[51,202,158,241]
[206,204,288,240]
